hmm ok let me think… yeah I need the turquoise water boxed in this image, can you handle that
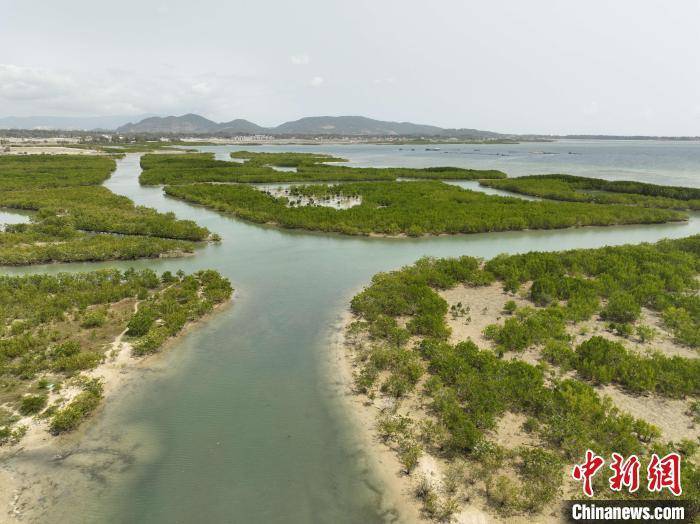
[4,144,700,523]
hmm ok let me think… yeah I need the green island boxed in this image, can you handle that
[163,180,685,236]
[481,174,700,210]
[0,268,232,442]
[66,140,205,154]
[0,155,216,265]
[138,151,507,185]
[344,235,699,520]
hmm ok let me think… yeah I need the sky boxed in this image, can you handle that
[1,0,699,135]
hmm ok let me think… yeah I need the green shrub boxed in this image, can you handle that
[636,324,657,343]
[126,307,157,337]
[663,307,700,347]
[19,394,48,415]
[503,300,517,315]
[541,340,576,370]
[602,292,641,323]
[517,448,563,511]
[80,309,106,328]
[49,379,103,434]
[398,438,422,473]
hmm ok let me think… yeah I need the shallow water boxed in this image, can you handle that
[0,207,32,227]
[195,139,700,186]
[3,144,700,523]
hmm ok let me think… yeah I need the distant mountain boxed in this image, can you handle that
[0,114,155,131]
[115,113,503,137]
[116,114,221,134]
[218,119,268,134]
[274,115,446,136]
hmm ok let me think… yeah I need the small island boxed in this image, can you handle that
[162,180,685,237]
[139,151,507,185]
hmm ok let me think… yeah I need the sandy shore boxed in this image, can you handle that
[1,146,103,155]
[0,298,233,522]
[332,281,699,523]
[328,308,425,524]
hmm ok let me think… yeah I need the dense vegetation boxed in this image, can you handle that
[229,150,347,167]
[0,268,232,440]
[347,236,700,519]
[481,174,700,210]
[485,235,700,349]
[0,186,209,240]
[548,336,700,398]
[164,180,685,236]
[138,152,507,185]
[0,154,213,264]
[0,155,116,190]
[67,140,202,154]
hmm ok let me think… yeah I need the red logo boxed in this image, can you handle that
[609,453,640,493]
[572,449,605,497]
[647,453,682,496]
[572,451,682,497]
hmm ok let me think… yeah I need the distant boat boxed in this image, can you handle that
[425,147,441,151]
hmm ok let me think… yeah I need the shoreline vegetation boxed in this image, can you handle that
[0,155,218,265]
[140,151,693,237]
[0,268,233,447]
[163,181,685,237]
[480,174,700,210]
[341,236,699,521]
[139,151,507,185]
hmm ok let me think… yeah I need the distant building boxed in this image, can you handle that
[231,134,274,142]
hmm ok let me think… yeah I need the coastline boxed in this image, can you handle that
[327,307,425,524]
[0,297,233,522]
[329,308,502,523]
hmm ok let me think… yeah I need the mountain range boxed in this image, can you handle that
[114,114,504,138]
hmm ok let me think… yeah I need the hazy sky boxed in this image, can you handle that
[1,0,699,135]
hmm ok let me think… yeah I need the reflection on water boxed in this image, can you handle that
[443,179,541,200]
[0,208,32,228]
[268,165,297,172]
[4,146,700,524]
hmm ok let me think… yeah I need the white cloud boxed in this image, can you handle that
[310,76,324,87]
[582,101,599,116]
[0,63,274,118]
[0,64,76,101]
[191,82,213,95]
[290,54,310,65]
